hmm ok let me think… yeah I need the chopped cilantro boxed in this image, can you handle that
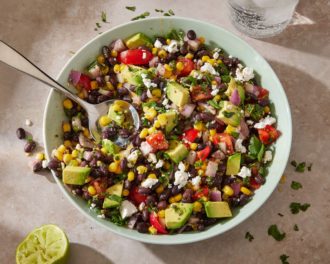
[155,9,164,13]
[291,181,302,190]
[293,224,299,231]
[165,29,185,41]
[221,75,231,83]
[194,160,203,168]
[101,11,107,22]
[223,111,234,118]
[267,224,286,241]
[289,202,310,214]
[131,12,150,21]
[245,231,254,242]
[295,162,306,172]
[248,135,264,161]
[307,163,313,171]
[278,213,284,217]
[280,254,290,264]
[208,100,220,109]
[126,6,136,11]
[290,160,297,167]
[107,194,122,203]
[168,9,175,15]
[106,208,127,226]
[96,22,101,28]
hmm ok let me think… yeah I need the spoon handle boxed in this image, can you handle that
[0,40,87,106]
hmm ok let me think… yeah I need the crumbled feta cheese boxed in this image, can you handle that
[162,98,169,106]
[25,119,33,126]
[120,200,137,219]
[213,51,220,59]
[140,141,153,155]
[192,70,203,79]
[191,176,201,187]
[104,75,110,82]
[174,170,189,189]
[237,63,244,69]
[211,88,219,96]
[41,160,48,169]
[263,150,273,163]
[200,62,218,75]
[254,116,276,129]
[141,178,159,188]
[166,40,179,53]
[235,138,247,153]
[127,150,139,167]
[235,67,255,82]
[138,202,145,211]
[146,88,153,98]
[228,55,233,58]
[97,214,105,219]
[141,73,157,89]
[147,153,157,164]
[178,162,186,171]
[237,166,251,178]
[155,159,164,169]
[154,39,163,48]
[90,203,96,209]
[246,120,254,125]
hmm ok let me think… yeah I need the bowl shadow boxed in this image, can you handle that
[68,243,113,264]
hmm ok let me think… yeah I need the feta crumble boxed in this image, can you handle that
[165,40,179,53]
[141,178,159,188]
[127,150,139,167]
[97,214,105,219]
[174,170,189,189]
[235,138,247,153]
[263,150,273,163]
[235,67,255,82]
[141,73,157,89]
[120,200,137,219]
[200,62,219,75]
[41,160,48,169]
[154,39,163,48]
[211,88,219,96]
[140,141,153,156]
[155,159,164,169]
[191,176,201,187]
[178,162,186,171]
[25,119,33,126]
[147,153,157,164]
[213,51,220,59]
[254,116,276,129]
[237,166,251,178]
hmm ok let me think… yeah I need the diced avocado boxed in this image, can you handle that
[166,81,190,107]
[225,77,245,103]
[165,141,189,164]
[102,139,120,155]
[103,182,124,208]
[62,166,90,185]
[217,101,242,127]
[125,32,153,50]
[106,181,124,196]
[165,203,193,229]
[103,196,121,208]
[224,124,240,137]
[204,201,232,218]
[119,65,148,86]
[226,153,241,175]
[157,111,178,133]
[108,102,126,126]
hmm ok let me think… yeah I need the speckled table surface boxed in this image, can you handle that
[1,0,329,263]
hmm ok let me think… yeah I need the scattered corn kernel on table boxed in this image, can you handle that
[1,0,330,263]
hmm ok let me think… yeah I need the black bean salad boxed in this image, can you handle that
[49,29,281,234]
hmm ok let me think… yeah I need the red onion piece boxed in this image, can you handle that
[211,150,226,161]
[239,119,250,139]
[184,36,200,51]
[187,151,197,165]
[210,190,222,201]
[231,182,241,196]
[230,88,241,106]
[88,65,101,79]
[245,83,260,97]
[214,76,222,84]
[149,56,159,67]
[198,102,216,114]
[78,133,94,149]
[83,151,93,161]
[205,161,218,177]
[68,70,81,85]
[180,104,196,118]
[110,39,127,52]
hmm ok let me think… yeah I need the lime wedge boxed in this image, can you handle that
[16,224,69,264]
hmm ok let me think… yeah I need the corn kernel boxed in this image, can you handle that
[148,173,157,179]
[127,171,135,181]
[153,120,161,128]
[164,64,172,72]
[157,114,167,125]
[77,91,85,99]
[158,49,167,59]
[114,165,122,174]
[57,145,67,153]
[174,193,182,202]
[194,121,205,131]
[211,80,217,86]
[199,36,205,44]
[166,38,171,45]
[176,61,184,71]
[36,152,44,161]
[158,210,165,218]
[217,59,223,64]
[54,150,63,161]
[139,128,149,139]
[113,64,121,73]
[198,169,204,176]
[148,127,156,135]
[99,115,111,127]
[83,127,90,138]
[193,201,203,212]
[169,197,176,204]
[200,196,208,202]
[88,185,97,196]
[190,143,198,150]
[71,149,79,158]
[62,122,71,133]
[148,226,158,235]
[63,99,73,109]
[64,140,72,148]
[108,162,118,173]
[156,185,164,194]
[106,81,114,90]
[152,47,158,55]
[101,65,109,75]
[207,58,216,65]
[240,186,252,196]
[90,80,98,90]
[163,69,172,78]
[69,160,79,166]
[222,185,234,196]
[100,147,107,154]
[63,153,72,164]
[137,165,148,174]
[210,129,217,136]
[117,82,123,88]
[151,89,162,98]
[214,95,221,102]
[122,189,130,196]
[202,55,210,62]
[110,49,118,57]
[185,53,194,59]
[97,55,105,64]
[264,106,270,114]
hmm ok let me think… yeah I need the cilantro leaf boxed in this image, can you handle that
[289,202,310,214]
[155,9,164,13]
[291,181,302,190]
[280,254,290,264]
[248,135,264,161]
[223,111,234,118]
[96,22,101,28]
[290,160,297,167]
[245,231,254,242]
[268,224,286,241]
[293,224,299,231]
[131,12,150,21]
[295,162,306,172]
[101,11,107,22]
[208,100,221,109]
[307,163,313,171]
[126,6,136,11]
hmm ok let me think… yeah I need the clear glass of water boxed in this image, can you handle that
[227,0,299,38]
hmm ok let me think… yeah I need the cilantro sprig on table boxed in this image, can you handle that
[289,202,310,214]
[268,224,286,241]
[290,160,312,172]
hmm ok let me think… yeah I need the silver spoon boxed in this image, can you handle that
[0,40,140,147]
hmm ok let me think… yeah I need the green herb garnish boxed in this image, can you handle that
[245,231,254,242]
[208,100,220,109]
[223,111,234,118]
[293,224,299,231]
[291,181,302,190]
[248,135,265,162]
[155,9,164,13]
[295,162,306,172]
[307,163,313,171]
[131,11,150,21]
[267,224,286,241]
[289,202,310,214]
[101,11,107,22]
[96,22,101,28]
[280,254,290,264]
[278,213,284,217]
[164,9,175,16]
[194,160,203,168]
[126,6,136,11]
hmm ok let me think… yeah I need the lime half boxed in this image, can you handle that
[16,224,69,264]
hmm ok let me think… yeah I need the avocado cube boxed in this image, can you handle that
[157,111,178,133]
[226,153,241,175]
[125,32,153,50]
[103,197,120,208]
[103,182,124,209]
[119,65,147,86]
[217,101,242,127]
[106,181,124,196]
[165,141,189,164]
[165,203,193,229]
[204,201,232,218]
[62,166,91,185]
[102,139,120,155]
[166,81,190,107]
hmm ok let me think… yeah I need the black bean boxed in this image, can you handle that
[124,179,132,190]
[138,187,151,195]
[196,49,211,59]
[142,208,149,222]
[157,201,167,210]
[182,189,193,203]
[102,46,110,59]
[258,98,270,106]
[99,166,109,177]
[96,76,105,87]
[117,87,129,96]
[74,188,83,196]
[32,160,43,172]
[120,158,128,172]
[254,174,266,185]
[102,127,117,139]
[159,81,166,89]
[97,95,111,103]
[136,222,149,233]
[239,194,251,206]
[82,191,91,200]
[196,144,206,151]
[108,57,117,66]
[171,185,181,196]
[132,133,142,147]
[80,161,88,167]
[159,189,171,201]
[195,112,215,122]
[197,224,205,231]
[178,224,193,233]
[188,166,197,177]
[146,195,156,206]
[47,159,60,170]
[180,42,188,55]
[81,116,89,127]
[63,132,72,140]
[87,93,98,104]
[187,30,196,40]
[202,218,217,226]
[140,90,148,102]
[16,128,26,140]
[119,129,130,138]
[90,168,101,178]
[107,177,114,186]
[24,141,36,153]
[137,173,146,183]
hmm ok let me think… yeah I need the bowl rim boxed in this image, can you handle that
[43,16,292,245]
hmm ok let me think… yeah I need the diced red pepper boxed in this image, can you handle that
[149,212,168,234]
[183,128,199,142]
[118,49,153,65]
[146,131,169,150]
[249,177,261,190]
[257,87,269,100]
[91,177,107,196]
[77,74,91,91]
[129,186,147,205]
[212,133,234,154]
[190,85,213,102]
[258,125,281,145]
[197,146,211,161]
[177,58,195,77]
[193,186,209,200]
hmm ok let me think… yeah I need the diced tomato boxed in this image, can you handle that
[177,58,195,76]
[257,87,269,100]
[146,131,169,150]
[190,85,213,102]
[212,133,234,154]
[258,125,281,145]
[249,177,261,190]
[118,49,153,65]
[149,212,168,234]
[197,146,211,161]
[77,74,91,91]
[183,128,199,142]
[193,186,209,200]
[129,186,147,205]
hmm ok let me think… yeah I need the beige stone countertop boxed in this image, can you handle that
[1,0,329,263]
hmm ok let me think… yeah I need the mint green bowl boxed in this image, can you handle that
[43,17,292,244]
